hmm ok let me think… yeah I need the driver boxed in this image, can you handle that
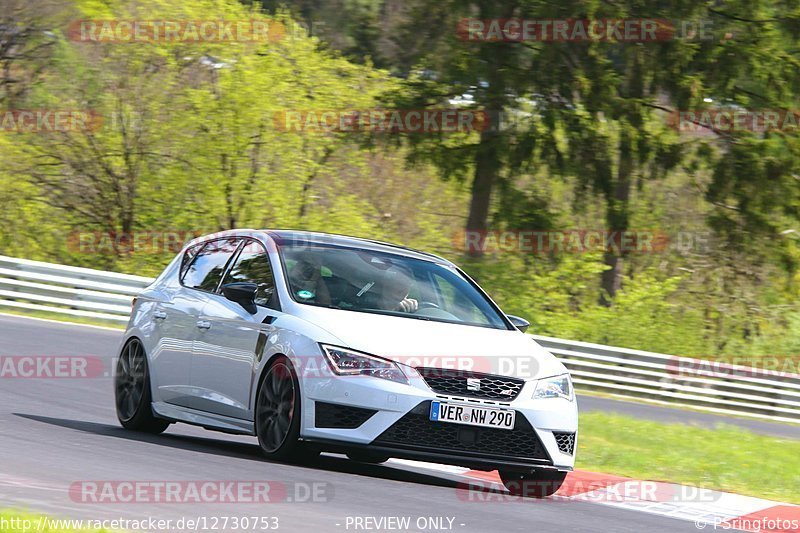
[381,265,418,313]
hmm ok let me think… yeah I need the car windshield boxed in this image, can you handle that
[278,244,511,330]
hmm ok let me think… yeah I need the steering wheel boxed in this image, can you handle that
[416,301,440,310]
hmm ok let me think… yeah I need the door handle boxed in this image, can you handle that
[153,311,167,320]
[196,320,211,330]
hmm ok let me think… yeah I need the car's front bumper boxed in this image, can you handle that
[298,362,578,472]
[304,437,567,474]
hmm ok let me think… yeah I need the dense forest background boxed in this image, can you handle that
[3,0,800,358]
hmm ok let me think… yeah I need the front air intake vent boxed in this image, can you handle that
[553,432,575,455]
[315,402,377,429]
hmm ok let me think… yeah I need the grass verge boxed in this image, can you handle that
[577,412,800,504]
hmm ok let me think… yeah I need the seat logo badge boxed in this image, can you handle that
[466,378,481,391]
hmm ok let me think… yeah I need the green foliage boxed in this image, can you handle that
[3,0,800,359]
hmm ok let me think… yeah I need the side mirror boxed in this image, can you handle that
[507,314,530,333]
[221,282,258,314]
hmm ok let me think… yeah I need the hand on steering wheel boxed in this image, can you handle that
[398,298,418,313]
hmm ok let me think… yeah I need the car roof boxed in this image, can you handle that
[262,229,453,265]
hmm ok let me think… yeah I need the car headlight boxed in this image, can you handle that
[320,345,409,384]
[532,374,574,401]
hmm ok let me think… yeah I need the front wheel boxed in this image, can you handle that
[499,469,568,498]
[114,338,170,434]
[255,356,317,462]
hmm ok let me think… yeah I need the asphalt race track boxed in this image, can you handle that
[0,314,754,532]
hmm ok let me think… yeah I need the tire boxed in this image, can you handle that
[115,338,170,434]
[255,356,317,462]
[499,469,568,498]
[346,451,390,464]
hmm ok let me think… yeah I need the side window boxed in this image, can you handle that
[222,240,275,307]
[182,238,240,292]
[180,242,204,280]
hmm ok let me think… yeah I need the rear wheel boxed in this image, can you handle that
[499,469,568,498]
[255,356,317,462]
[115,338,170,434]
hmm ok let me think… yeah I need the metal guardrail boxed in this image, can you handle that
[0,255,152,322]
[532,335,800,425]
[0,254,798,424]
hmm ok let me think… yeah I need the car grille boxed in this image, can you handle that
[553,432,575,455]
[374,401,550,462]
[416,368,525,401]
[315,401,377,429]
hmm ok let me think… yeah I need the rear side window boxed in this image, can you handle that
[221,240,276,306]
[180,242,204,279]
[182,238,240,292]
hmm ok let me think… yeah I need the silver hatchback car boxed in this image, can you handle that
[115,230,578,497]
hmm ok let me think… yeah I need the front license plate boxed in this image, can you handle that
[429,401,515,430]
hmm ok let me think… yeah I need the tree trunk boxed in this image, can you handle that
[465,35,507,256]
[600,129,633,305]
[466,129,499,235]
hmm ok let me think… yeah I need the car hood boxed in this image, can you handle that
[295,306,567,381]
